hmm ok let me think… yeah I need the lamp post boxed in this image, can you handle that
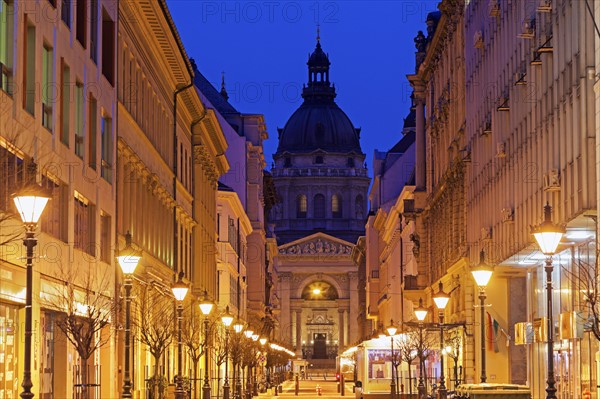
[433,282,450,399]
[259,336,267,392]
[252,334,259,396]
[171,273,189,399]
[232,319,244,399]
[13,185,50,399]
[221,307,234,399]
[414,298,428,399]
[471,249,493,383]
[386,320,398,399]
[199,291,214,399]
[244,329,254,399]
[531,202,564,399]
[116,231,141,399]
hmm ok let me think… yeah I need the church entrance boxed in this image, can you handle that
[313,333,327,359]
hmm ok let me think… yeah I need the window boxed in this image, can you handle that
[24,21,35,114]
[100,212,110,262]
[284,157,291,167]
[74,191,95,256]
[355,195,364,219]
[60,60,70,146]
[76,0,86,48]
[314,194,325,219]
[0,146,23,212]
[101,116,112,182]
[89,0,97,63]
[88,95,97,169]
[332,194,342,218]
[315,156,323,164]
[41,174,66,241]
[347,157,355,167]
[230,275,239,309]
[101,8,114,85]
[0,0,14,95]
[42,45,54,131]
[296,194,307,218]
[61,0,71,27]
[74,82,84,158]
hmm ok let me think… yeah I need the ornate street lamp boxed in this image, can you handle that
[232,319,245,399]
[221,307,234,399]
[171,272,189,399]
[531,202,565,399]
[414,298,428,399]
[116,231,141,399]
[433,282,450,399]
[13,184,50,399]
[386,320,398,399]
[199,291,214,399]
[471,249,493,383]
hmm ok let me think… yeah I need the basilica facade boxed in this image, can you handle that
[271,36,370,359]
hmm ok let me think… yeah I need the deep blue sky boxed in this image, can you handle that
[167,1,437,167]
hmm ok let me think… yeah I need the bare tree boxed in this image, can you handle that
[44,265,116,399]
[212,322,228,399]
[134,284,175,399]
[182,304,204,399]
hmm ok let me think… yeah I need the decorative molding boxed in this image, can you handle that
[193,145,219,186]
[279,237,353,256]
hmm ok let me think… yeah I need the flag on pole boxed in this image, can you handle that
[486,312,500,353]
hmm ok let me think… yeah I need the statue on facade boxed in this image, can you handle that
[414,31,427,53]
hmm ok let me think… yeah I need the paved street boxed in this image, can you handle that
[256,380,356,398]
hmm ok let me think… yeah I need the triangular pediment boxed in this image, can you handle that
[278,232,354,256]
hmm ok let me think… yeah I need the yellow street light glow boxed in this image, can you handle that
[312,288,321,295]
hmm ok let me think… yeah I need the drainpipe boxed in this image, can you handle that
[173,82,193,274]
[399,212,404,330]
[190,107,208,287]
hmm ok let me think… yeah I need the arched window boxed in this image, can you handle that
[314,194,325,218]
[315,155,324,164]
[355,195,364,219]
[297,195,307,218]
[332,194,342,218]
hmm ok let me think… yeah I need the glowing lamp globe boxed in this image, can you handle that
[386,320,397,337]
[471,250,493,288]
[252,334,259,341]
[117,231,141,275]
[414,298,428,321]
[433,282,450,310]
[199,291,214,316]
[171,273,189,301]
[532,203,565,255]
[221,307,234,327]
[259,337,267,345]
[13,185,50,225]
[233,320,244,333]
[244,330,254,338]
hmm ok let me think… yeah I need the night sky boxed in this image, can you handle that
[167,1,437,168]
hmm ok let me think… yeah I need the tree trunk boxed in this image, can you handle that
[153,356,160,399]
[79,357,89,399]
[193,359,199,399]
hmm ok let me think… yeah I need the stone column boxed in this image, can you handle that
[338,310,345,351]
[292,310,296,348]
[296,310,302,356]
[343,309,349,346]
[348,272,359,344]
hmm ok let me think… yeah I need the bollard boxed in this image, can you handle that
[295,375,299,396]
[340,374,345,396]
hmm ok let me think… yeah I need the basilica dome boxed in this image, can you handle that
[276,38,362,155]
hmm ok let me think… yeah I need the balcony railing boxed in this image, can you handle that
[272,167,368,178]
